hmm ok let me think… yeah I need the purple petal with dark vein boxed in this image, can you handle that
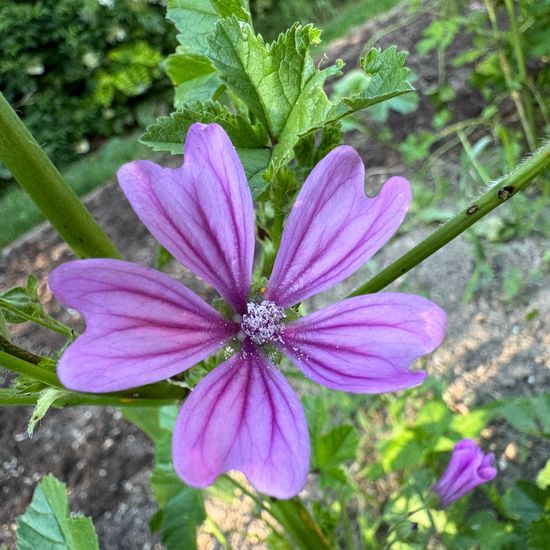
[265,146,411,307]
[280,293,446,393]
[172,342,310,498]
[49,259,237,392]
[118,123,255,313]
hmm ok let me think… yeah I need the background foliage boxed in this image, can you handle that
[0,0,176,170]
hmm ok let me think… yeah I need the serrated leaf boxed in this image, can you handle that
[314,425,359,471]
[28,388,67,437]
[140,101,264,152]
[207,19,341,171]
[329,46,414,119]
[0,275,42,324]
[16,474,99,550]
[166,49,222,107]
[140,102,270,194]
[167,0,249,52]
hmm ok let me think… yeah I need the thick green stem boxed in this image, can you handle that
[0,387,179,408]
[0,93,121,259]
[0,351,187,403]
[349,141,550,296]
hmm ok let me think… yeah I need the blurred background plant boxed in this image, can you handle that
[0,0,176,173]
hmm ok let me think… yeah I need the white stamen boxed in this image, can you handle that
[241,300,286,345]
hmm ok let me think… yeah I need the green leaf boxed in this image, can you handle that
[313,425,359,470]
[494,393,550,436]
[122,406,205,550]
[0,275,42,324]
[140,101,264,153]
[536,460,550,490]
[238,148,272,197]
[16,474,99,550]
[27,388,68,437]
[207,19,341,171]
[140,101,271,195]
[380,427,423,472]
[528,515,550,549]
[159,487,206,550]
[167,0,249,52]
[165,49,222,107]
[501,481,550,523]
[329,46,414,120]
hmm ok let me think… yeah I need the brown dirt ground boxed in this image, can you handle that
[1,3,549,549]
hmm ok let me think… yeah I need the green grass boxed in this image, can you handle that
[317,0,403,47]
[0,136,152,248]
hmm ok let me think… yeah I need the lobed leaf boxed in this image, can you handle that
[207,18,341,171]
[328,46,414,120]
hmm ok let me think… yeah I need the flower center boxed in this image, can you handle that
[240,300,286,345]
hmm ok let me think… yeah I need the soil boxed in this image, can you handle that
[1,3,549,549]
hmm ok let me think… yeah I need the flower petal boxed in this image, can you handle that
[265,146,411,307]
[49,259,237,392]
[281,293,446,393]
[118,123,255,312]
[173,343,310,498]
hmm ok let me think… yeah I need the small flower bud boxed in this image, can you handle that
[433,439,497,508]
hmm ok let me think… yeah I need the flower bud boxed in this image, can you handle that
[433,439,497,508]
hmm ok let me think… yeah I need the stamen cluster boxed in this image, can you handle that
[241,300,286,345]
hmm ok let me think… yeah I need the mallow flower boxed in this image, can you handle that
[49,123,446,498]
[433,439,497,508]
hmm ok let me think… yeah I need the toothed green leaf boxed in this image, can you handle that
[16,474,99,550]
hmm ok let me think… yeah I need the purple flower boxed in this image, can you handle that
[433,439,497,508]
[49,123,446,498]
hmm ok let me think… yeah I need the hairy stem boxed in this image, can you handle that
[0,93,121,259]
[0,351,187,404]
[349,140,550,296]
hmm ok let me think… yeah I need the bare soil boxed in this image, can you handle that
[1,3,548,549]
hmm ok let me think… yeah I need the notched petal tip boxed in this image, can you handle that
[48,259,235,393]
[117,124,254,312]
[281,293,445,394]
[172,347,310,498]
[266,150,414,307]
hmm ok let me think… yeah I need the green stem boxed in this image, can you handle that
[0,334,43,365]
[0,387,179,408]
[349,140,550,296]
[0,350,61,387]
[0,350,187,403]
[0,299,74,338]
[268,498,333,550]
[0,93,121,259]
